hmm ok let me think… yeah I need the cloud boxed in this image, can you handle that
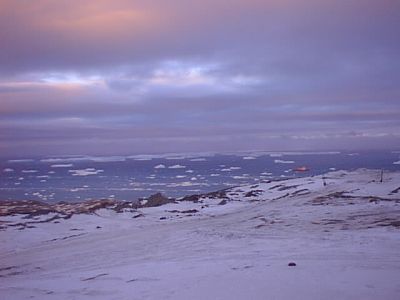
[0,0,399,156]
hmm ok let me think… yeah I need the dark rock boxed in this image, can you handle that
[377,219,400,228]
[178,188,231,203]
[277,185,300,191]
[389,187,400,195]
[113,201,139,212]
[0,200,55,217]
[244,190,263,197]
[159,216,167,220]
[180,209,198,214]
[166,209,198,214]
[144,193,174,207]
[206,190,229,199]
[96,226,102,229]
[290,189,310,196]
[81,273,108,281]
[269,184,283,190]
[181,194,201,202]
[218,199,227,205]
[75,199,116,213]
[288,262,297,267]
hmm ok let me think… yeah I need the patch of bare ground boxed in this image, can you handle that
[310,192,400,206]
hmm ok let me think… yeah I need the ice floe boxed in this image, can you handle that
[274,159,295,164]
[21,170,38,173]
[7,159,34,163]
[154,164,166,169]
[221,166,241,171]
[51,164,73,168]
[168,164,186,169]
[68,169,104,176]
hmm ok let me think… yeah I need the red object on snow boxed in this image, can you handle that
[294,166,309,172]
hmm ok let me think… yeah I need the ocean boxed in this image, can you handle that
[1,150,399,203]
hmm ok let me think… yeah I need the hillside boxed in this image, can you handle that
[1,169,399,299]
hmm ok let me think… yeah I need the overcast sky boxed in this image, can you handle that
[1,0,399,157]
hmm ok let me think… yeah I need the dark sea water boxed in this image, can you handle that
[1,151,399,203]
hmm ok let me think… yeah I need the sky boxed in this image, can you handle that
[0,0,399,157]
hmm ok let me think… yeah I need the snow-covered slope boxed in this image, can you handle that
[1,169,399,299]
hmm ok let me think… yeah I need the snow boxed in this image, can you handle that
[1,169,400,299]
